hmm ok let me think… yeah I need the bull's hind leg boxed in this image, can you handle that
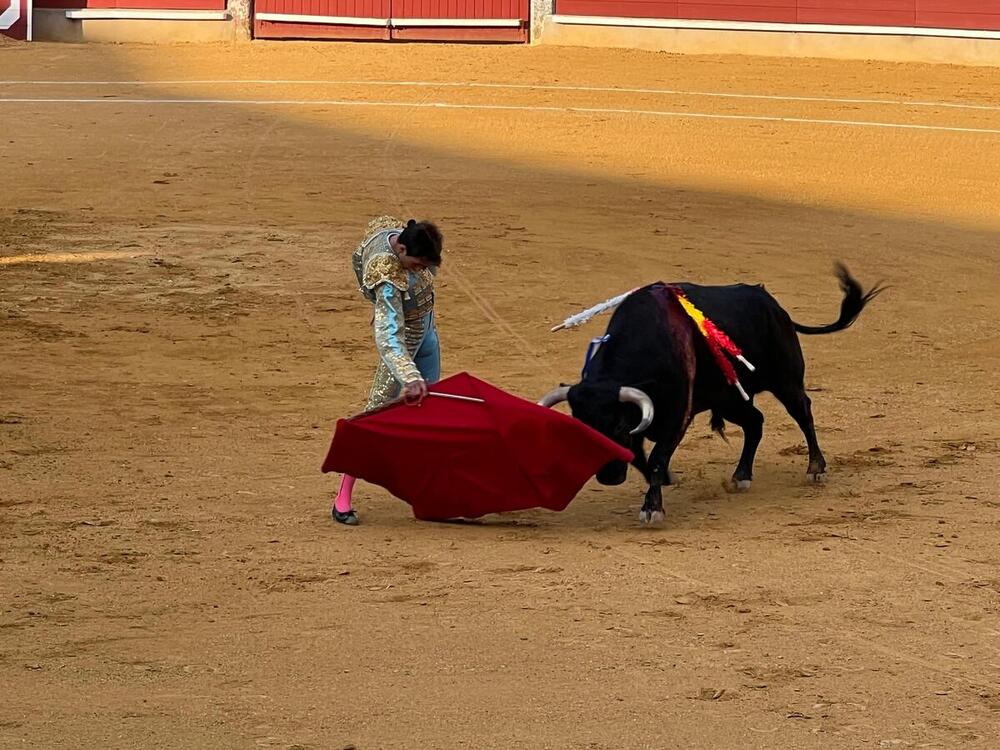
[718,401,765,493]
[775,388,827,483]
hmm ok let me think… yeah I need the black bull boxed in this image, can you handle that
[539,265,884,524]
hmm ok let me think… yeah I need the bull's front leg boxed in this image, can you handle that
[630,435,649,477]
[639,441,676,525]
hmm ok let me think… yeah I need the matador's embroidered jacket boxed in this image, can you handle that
[351,216,436,409]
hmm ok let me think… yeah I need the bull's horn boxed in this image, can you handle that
[538,386,570,408]
[619,387,654,434]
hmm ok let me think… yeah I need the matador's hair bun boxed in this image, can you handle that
[398,220,443,267]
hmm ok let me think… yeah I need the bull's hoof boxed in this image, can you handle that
[724,478,752,494]
[639,509,665,526]
[807,471,828,485]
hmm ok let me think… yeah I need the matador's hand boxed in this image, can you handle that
[402,379,429,405]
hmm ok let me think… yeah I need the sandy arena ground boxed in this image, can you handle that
[1,40,999,749]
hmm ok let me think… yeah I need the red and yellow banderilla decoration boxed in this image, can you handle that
[551,283,756,402]
[666,285,756,401]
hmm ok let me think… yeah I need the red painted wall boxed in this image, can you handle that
[256,0,388,18]
[253,0,524,20]
[555,0,1000,31]
[393,0,522,19]
[254,0,528,39]
[1,0,31,40]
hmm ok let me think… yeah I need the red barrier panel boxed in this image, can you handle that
[253,0,528,41]
[555,0,1000,31]
[1,0,31,41]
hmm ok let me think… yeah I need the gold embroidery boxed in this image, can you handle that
[366,214,402,235]
[366,362,401,411]
[362,253,408,294]
[372,283,422,391]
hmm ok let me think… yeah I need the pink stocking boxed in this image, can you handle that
[334,474,356,514]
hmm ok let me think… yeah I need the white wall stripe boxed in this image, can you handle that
[64,9,228,20]
[253,13,387,26]
[252,13,521,26]
[1,96,998,135]
[0,79,996,113]
[389,18,521,27]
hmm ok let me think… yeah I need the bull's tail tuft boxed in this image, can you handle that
[793,263,886,335]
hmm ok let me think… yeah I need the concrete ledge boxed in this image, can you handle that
[540,16,1000,67]
[34,8,238,42]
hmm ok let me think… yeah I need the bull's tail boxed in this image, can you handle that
[793,263,886,335]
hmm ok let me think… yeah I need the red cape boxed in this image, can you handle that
[322,372,633,520]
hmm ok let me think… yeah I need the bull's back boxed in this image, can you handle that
[611,281,798,356]
[614,282,787,339]
[675,282,788,335]
[670,282,803,387]
[603,282,803,398]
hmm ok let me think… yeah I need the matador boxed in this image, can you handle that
[332,215,444,525]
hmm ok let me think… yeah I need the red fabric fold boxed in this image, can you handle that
[321,372,633,520]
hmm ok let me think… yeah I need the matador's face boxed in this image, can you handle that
[398,252,432,273]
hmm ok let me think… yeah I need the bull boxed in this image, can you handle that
[539,265,884,524]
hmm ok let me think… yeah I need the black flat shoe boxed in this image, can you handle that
[332,507,359,526]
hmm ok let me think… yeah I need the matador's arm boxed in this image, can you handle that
[371,282,421,386]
